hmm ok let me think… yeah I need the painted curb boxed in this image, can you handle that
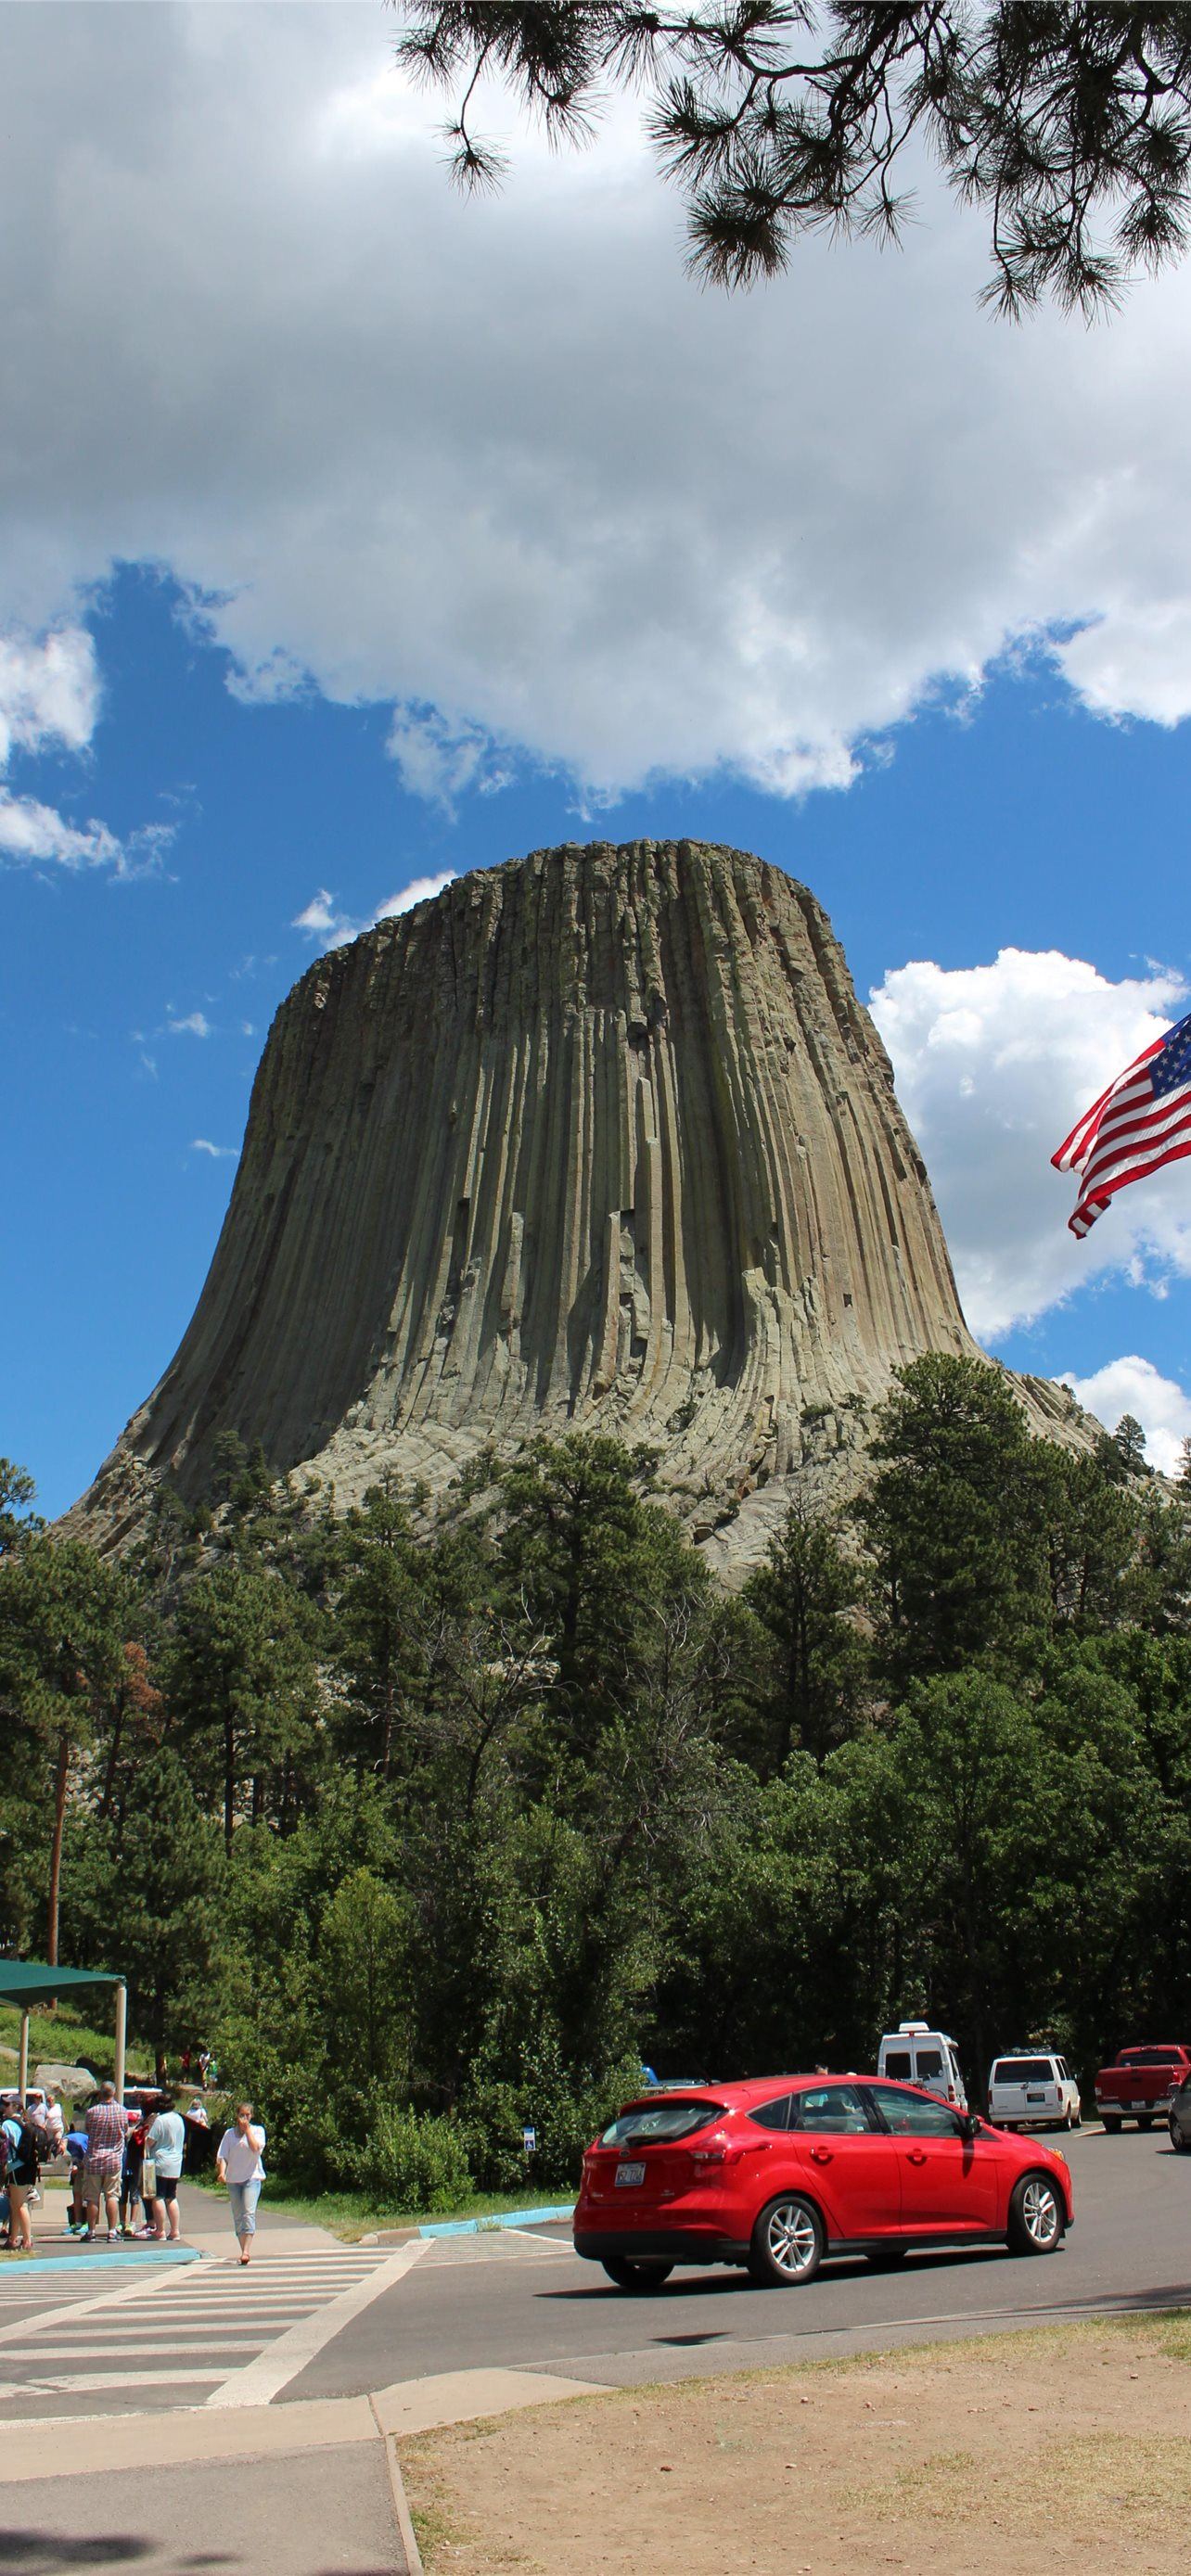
[8,2246,202,2275]
[416,2203,575,2240]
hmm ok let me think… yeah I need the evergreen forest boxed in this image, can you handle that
[5,1355,1191,2207]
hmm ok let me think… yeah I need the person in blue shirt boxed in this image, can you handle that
[1,2095,37,2253]
[0,2097,22,2248]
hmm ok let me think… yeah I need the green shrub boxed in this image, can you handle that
[460,2064,638,2195]
[343,2104,473,2213]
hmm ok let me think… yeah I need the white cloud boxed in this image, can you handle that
[0,619,169,872]
[293,870,456,951]
[292,888,341,938]
[167,1011,211,1038]
[0,789,121,870]
[0,627,97,766]
[191,1137,236,1159]
[6,8,1191,798]
[374,870,456,921]
[869,948,1191,1337]
[1055,1357,1191,1477]
[386,709,512,809]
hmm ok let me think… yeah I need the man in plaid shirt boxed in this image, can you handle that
[83,2082,133,2243]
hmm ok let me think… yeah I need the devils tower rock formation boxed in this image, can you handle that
[72,841,1078,1572]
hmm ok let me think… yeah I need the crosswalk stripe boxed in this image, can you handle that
[206,2240,429,2409]
[0,2261,185,2348]
[23,2370,226,2392]
[0,2242,423,2417]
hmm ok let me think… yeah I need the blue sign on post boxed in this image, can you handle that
[522,2125,536,2155]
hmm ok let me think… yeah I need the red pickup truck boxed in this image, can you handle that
[1095,2045,1191,2132]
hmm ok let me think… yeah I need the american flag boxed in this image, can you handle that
[1053,1007,1191,1239]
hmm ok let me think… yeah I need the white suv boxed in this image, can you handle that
[987,2052,1081,2132]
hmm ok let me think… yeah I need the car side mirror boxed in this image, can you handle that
[959,2112,979,2142]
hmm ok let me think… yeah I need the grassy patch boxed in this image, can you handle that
[0,2002,153,2089]
[852,2429,1191,2537]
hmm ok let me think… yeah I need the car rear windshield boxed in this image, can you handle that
[992,2059,1055,2083]
[882,2050,913,2078]
[1119,2048,1185,2065]
[598,2101,722,2148]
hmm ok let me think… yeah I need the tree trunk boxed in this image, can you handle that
[98,1694,124,1822]
[224,1708,236,1852]
[47,1726,70,1969]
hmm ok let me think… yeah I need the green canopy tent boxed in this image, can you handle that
[0,1962,128,2106]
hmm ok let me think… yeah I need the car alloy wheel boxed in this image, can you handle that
[748,2193,825,2288]
[1170,2117,1188,2153]
[1008,2172,1063,2256]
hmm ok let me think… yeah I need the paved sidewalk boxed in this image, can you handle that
[0,2439,409,2573]
[12,2175,346,2264]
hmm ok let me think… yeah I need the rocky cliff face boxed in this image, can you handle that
[70,840,1082,1573]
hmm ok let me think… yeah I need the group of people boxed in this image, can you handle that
[169,2047,221,2091]
[1,2083,267,2263]
[63,2082,187,2244]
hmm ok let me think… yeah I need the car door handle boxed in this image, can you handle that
[808,2146,833,2163]
[906,2149,928,2164]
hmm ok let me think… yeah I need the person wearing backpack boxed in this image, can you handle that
[0,2096,19,2248]
[1,2094,39,2254]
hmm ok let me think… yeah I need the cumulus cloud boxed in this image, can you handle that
[293,870,456,950]
[374,870,456,921]
[1055,1356,1191,1477]
[386,709,512,810]
[0,619,169,872]
[0,627,97,765]
[292,889,343,940]
[869,948,1191,1337]
[0,790,121,870]
[6,7,1191,798]
[167,1011,211,1038]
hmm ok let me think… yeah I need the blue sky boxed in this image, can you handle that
[6,6,1191,1511]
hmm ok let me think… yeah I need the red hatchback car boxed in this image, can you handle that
[574,2074,1074,2289]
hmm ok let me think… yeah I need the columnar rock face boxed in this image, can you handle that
[70,840,1079,1570]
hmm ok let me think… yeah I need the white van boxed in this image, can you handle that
[987,2052,1081,2132]
[877,2021,967,2111]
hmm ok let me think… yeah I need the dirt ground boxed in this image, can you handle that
[402,2315,1191,2575]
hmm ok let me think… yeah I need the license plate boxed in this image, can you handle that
[615,2162,646,2187]
[1026,2091,1046,2103]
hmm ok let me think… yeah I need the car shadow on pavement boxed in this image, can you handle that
[543,2245,1010,2299]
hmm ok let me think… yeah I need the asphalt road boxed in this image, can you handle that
[286,2122,1191,2403]
[5,2125,1190,2427]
